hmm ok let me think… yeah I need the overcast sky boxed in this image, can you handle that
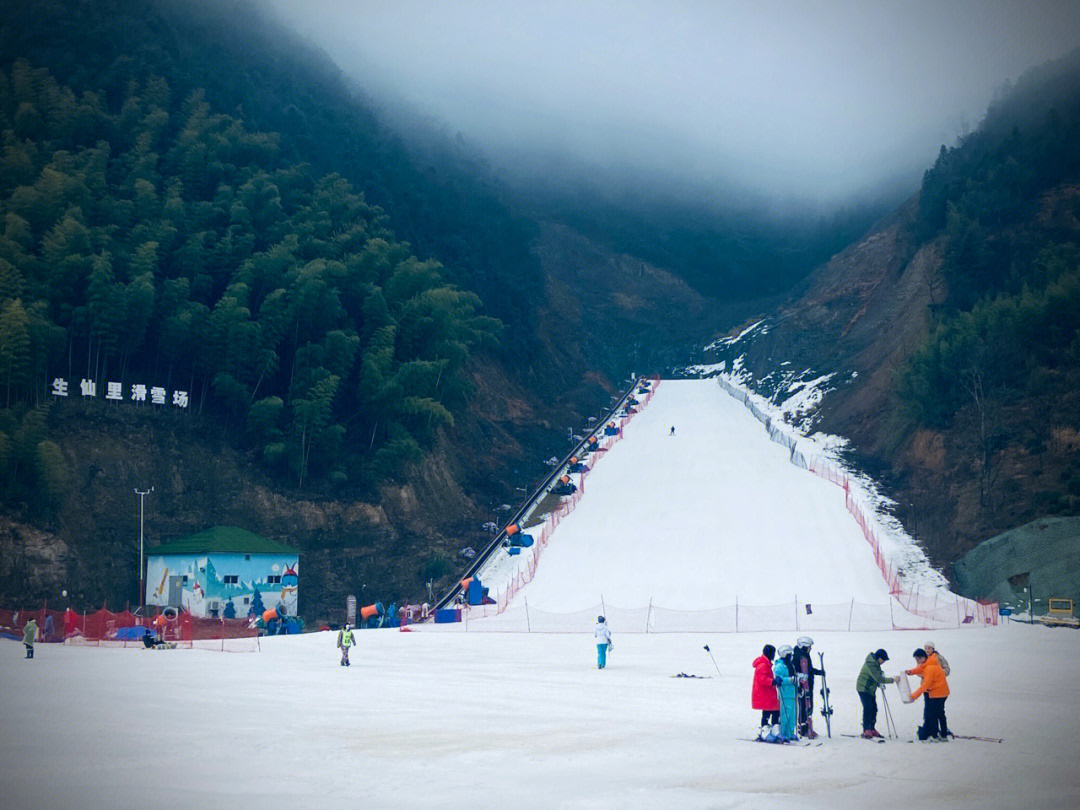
[270,0,1080,203]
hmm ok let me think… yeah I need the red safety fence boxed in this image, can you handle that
[431,597,987,633]
[0,605,260,652]
[720,376,998,628]
[442,376,999,632]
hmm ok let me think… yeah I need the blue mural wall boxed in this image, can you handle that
[145,553,299,618]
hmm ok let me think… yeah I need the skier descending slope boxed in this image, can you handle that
[594,616,612,669]
[751,644,781,741]
[792,637,824,738]
[773,645,798,742]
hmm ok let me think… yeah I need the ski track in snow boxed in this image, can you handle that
[503,379,890,610]
[478,379,949,616]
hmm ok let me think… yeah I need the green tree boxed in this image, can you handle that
[0,298,30,405]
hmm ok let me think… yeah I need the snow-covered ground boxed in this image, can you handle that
[502,379,893,610]
[474,379,951,622]
[5,378,1075,809]
[4,623,1079,810]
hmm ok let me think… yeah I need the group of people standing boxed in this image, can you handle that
[752,636,823,742]
[753,638,952,743]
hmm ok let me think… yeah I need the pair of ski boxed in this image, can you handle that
[841,733,886,744]
[740,737,822,747]
[912,734,1003,744]
[841,733,1003,744]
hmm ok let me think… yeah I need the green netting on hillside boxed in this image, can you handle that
[952,517,1080,614]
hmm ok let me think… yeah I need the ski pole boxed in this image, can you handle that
[703,644,721,676]
[881,690,897,739]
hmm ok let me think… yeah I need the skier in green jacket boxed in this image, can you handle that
[22,617,38,659]
[856,649,898,738]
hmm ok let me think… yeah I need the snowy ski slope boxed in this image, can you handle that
[498,379,901,611]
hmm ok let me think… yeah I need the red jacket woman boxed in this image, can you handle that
[752,646,780,711]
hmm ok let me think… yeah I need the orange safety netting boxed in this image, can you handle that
[0,605,260,652]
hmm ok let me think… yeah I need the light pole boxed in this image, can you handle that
[134,486,154,612]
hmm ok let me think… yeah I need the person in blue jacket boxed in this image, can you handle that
[772,644,798,742]
[594,615,613,669]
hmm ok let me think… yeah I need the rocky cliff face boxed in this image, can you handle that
[711,194,1080,577]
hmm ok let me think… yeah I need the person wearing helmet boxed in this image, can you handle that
[594,616,612,669]
[792,636,824,738]
[752,644,781,741]
[856,649,899,738]
[337,622,355,667]
[772,645,798,742]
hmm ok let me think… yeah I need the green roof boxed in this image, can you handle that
[149,526,299,556]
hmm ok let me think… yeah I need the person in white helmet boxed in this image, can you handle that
[594,615,613,669]
[772,645,798,742]
[792,636,824,738]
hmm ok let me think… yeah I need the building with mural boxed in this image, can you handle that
[145,526,299,619]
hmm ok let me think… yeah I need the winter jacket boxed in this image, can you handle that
[337,628,355,648]
[792,647,822,691]
[773,658,797,703]
[856,652,892,694]
[22,619,37,645]
[909,656,950,699]
[594,622,612,646]
[907,651,950,677]
[751,655,780,710]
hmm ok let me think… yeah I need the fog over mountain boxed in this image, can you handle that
[269,0,1080,205]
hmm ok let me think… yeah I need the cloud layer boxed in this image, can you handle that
[270,0,1080,201]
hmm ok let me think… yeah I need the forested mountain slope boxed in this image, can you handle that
[718,50,1080,579]
[0,0,726,615]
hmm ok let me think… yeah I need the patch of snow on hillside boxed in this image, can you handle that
[715,372,951,597]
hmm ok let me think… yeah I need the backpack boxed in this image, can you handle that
[936,652,951,676]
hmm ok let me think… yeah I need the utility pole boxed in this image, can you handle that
[134,486,154,611]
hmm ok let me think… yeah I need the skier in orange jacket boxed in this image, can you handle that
[908,648,950,740]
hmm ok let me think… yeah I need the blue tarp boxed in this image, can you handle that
[467,579,489,606]
[111,626,150,640]
[434,609,461,623]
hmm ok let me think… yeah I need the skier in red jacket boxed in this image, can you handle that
[752,644,780,740]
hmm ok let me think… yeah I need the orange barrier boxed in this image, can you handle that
[0,605,260,651]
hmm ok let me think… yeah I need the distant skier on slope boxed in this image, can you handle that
[669,426,675,436]
[792,636,824,738]
[594,616,612,669]
[337,623,355,667]
[751,644,780,740]
[856,648,898,738]
[772,645,798,742]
